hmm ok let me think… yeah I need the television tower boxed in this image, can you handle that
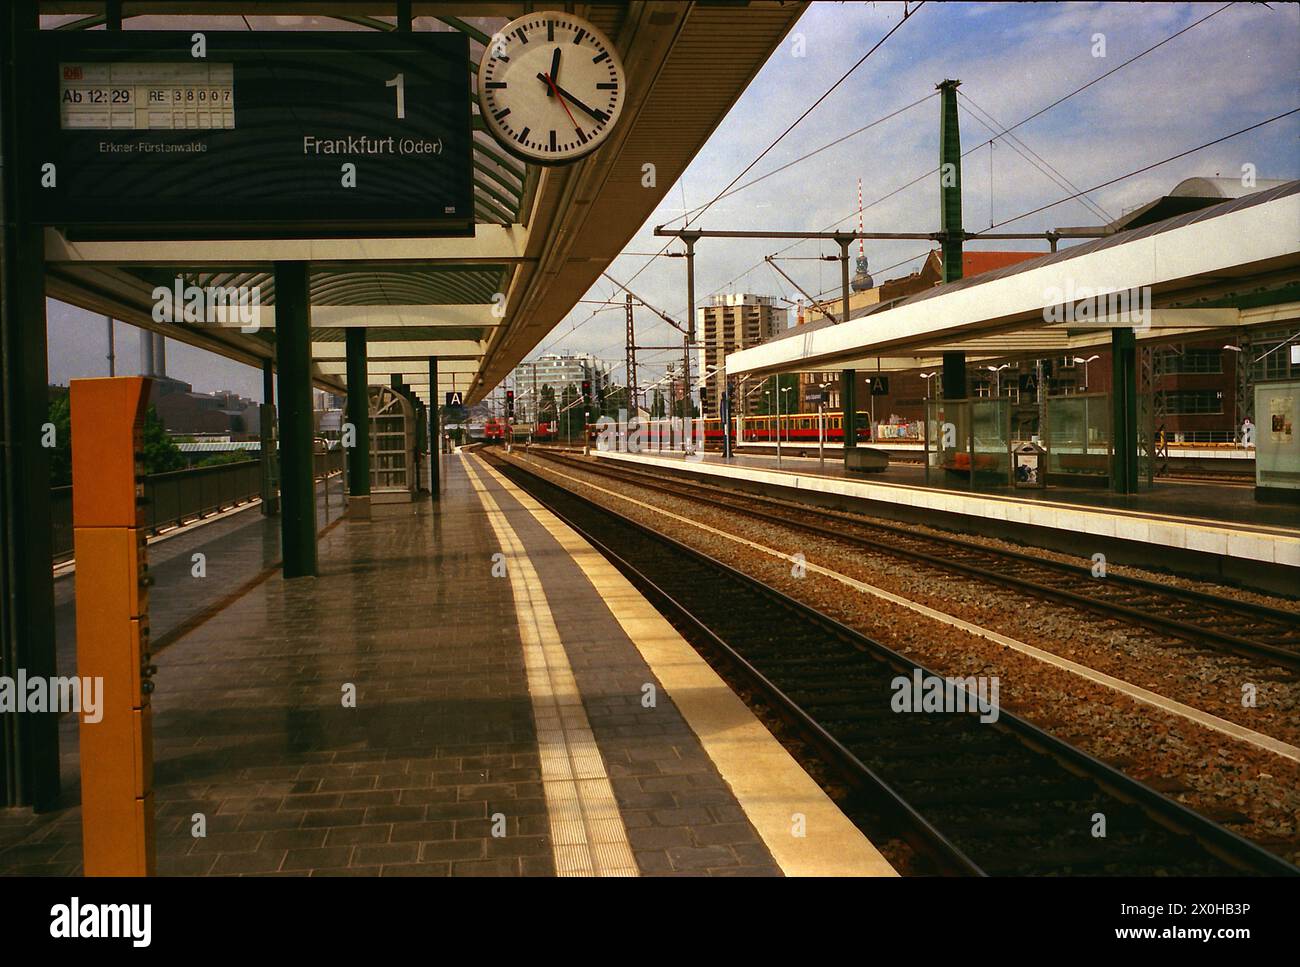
[851,178,873,291]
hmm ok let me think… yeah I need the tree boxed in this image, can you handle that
[50,398,183,484]
[560,383,578,441]
[48,394,72,486]
[754,374,800,416]
[196,451,256,468]
[604,384,629,417]
[539,383,556,423]
[141,406,185,475]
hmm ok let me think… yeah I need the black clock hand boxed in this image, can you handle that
[534,77,609,122]
[548,48,561,97]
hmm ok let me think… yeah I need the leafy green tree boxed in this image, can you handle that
[48,394,72,486]
[49,397,185,484]
[196,451,257,468]
[604,384,629,417]
[142,406,185,475]
[754,374,800,416]
[560,383,578,440]
[539,383,556,423]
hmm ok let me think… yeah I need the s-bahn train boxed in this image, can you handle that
[586,411,875,445]
[482,418,557,443]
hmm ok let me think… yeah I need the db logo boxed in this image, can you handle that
[63,66,84,80]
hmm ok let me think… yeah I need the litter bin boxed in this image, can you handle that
[1014,441,1046,488]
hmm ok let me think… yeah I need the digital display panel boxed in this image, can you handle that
[60,62,235,130]
[29,32,474,239]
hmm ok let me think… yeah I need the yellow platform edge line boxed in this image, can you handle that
[462,456,638,878]
[469,452,898,878]
[526,454,1300,766]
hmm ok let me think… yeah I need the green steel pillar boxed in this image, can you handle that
[260,359,279,516]
[274,262,317,577]
[942,352,967,401]
[842,370,857,452]
[428,357,440,500]
[1111,327,1138,494]
[0,0,60,808]
[937,78,964,285]
[938,79,966,403]
[344,327,370,518]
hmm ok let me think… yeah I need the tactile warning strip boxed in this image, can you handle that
[464,456,638,877]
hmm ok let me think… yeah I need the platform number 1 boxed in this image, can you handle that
[386,73,405,119]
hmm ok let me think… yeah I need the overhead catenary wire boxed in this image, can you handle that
[959,91,1113,224]
[544,0,1249,370]
[972,107,1300,234]
[607,2,928,316]
[700,2,1246,309]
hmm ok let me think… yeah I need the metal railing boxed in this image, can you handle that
[51,448,345,563]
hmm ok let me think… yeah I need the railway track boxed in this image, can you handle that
[485,452,1298,876]
[527,449,1300,672]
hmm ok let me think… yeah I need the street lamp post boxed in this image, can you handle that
[1073,354,1099,391]
[781,385,793,447]
[818,380,832,472]
[985,363,1011,398]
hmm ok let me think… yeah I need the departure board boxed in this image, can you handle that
[29,32,474,239]
[59,62,235,130]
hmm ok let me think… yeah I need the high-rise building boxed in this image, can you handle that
[697,294,787,417]
[510,352,611,422]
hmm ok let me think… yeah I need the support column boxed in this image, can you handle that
[942,351,967,400]
[937,77,966,409]
[0,0,60,809]
[1111,327,1138,494]
[937,78,964,286]
[345,328,370,518]
[682,231,699,442]
[273,262,317,578]
[428,357,440,499]
[260,359,279,516]
[842,369,857,453]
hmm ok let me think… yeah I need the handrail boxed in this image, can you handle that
[51,449,345,563]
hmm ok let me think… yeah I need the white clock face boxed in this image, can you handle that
[478,13,626,165]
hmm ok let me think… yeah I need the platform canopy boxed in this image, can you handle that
[40,1,808,405]
[726,181,1300,379]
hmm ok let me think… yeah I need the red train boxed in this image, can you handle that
[482,418,557,443]
[586,412,873,445]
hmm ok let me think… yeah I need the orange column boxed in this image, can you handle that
[70,376,156,876]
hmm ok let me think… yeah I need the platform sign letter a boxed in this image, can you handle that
[445,391,463,407]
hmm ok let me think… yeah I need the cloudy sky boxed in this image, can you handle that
[45,1,1300,399]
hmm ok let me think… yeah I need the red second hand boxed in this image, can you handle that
[542,73,580,130]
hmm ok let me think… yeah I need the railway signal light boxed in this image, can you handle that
[581,379,592,405]
[505,389,514,417]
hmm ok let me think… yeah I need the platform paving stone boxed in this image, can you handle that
[476,463,784,877]
[1,466,555,877]
[3,456,790,877]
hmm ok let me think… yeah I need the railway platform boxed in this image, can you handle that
[589,448,1300,594]
[0,452,890,878]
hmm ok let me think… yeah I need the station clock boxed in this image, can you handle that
[477,12,626,165]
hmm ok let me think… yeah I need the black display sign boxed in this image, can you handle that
[26,31,473,239]
[867,376,890,395]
